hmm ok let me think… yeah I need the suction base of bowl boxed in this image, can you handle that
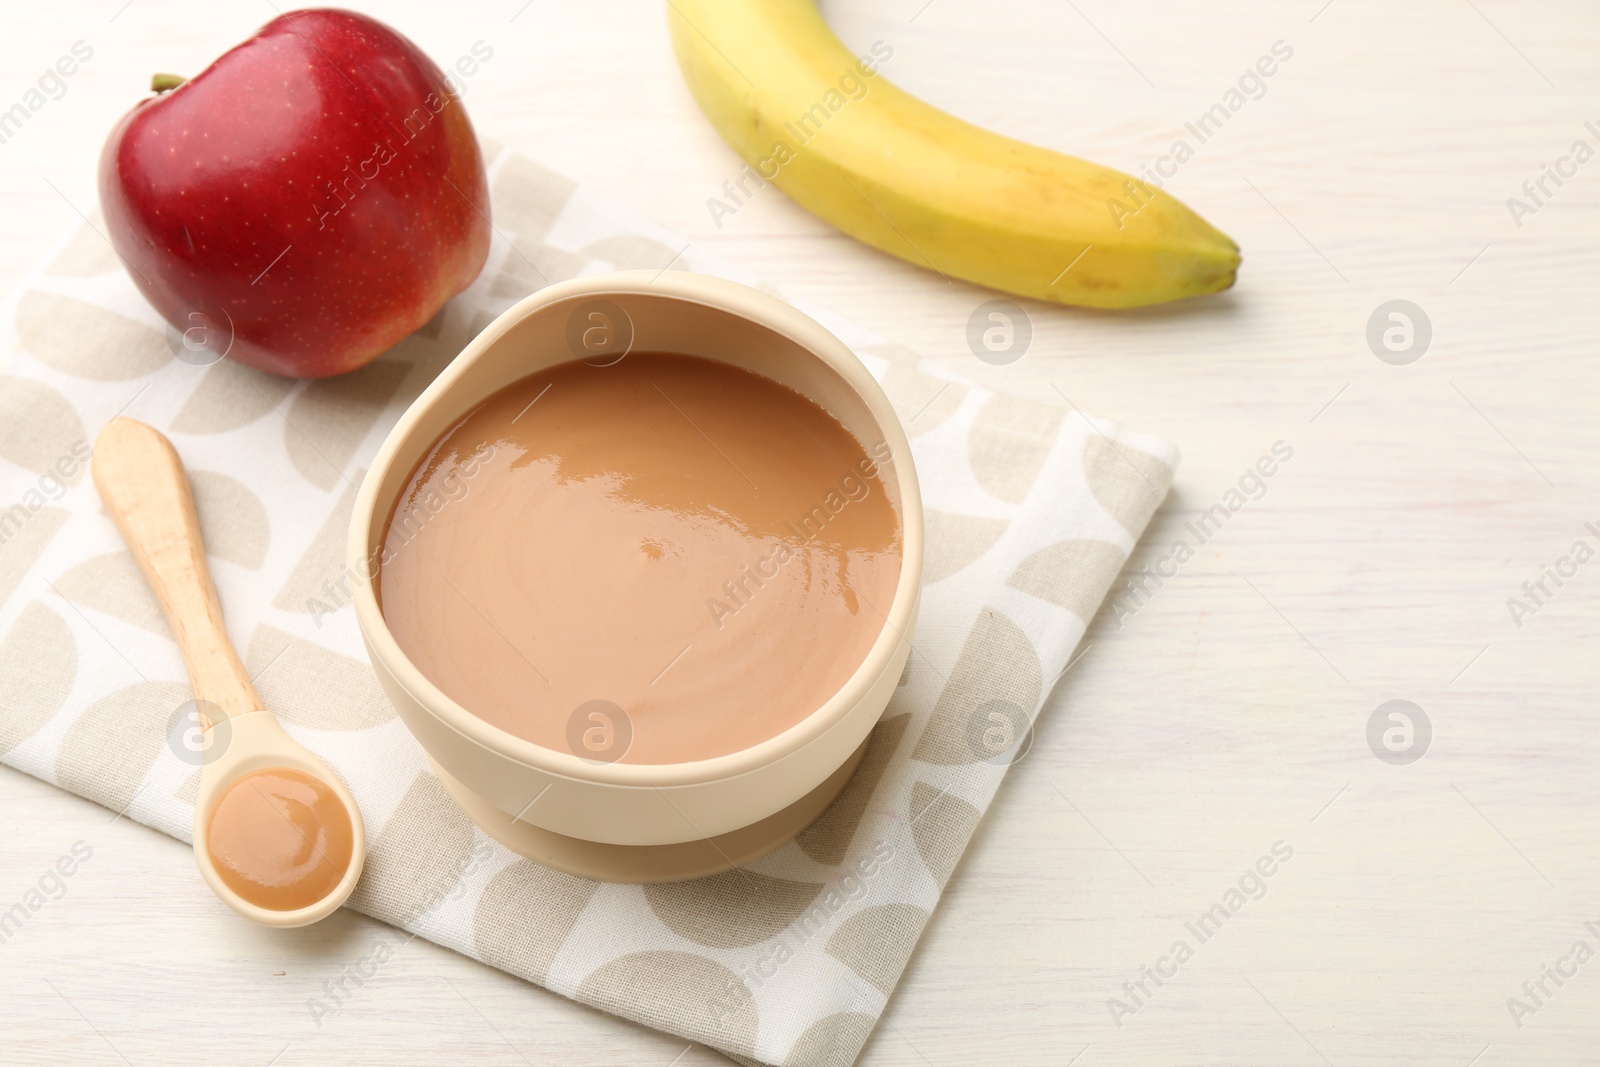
[427,740,869,883]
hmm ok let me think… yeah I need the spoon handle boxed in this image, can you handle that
[91,417,263,719]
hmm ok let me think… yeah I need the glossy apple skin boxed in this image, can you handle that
[99,9,490,378]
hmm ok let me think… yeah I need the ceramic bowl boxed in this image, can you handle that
[349,271,922,852]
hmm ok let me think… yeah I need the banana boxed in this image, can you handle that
[668,0,1240,308]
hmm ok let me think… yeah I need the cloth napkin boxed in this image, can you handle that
[0,141,1176,1067]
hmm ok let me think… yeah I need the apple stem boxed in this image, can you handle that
[150,73,188,93]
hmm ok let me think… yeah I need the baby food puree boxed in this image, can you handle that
[377,353,901,764]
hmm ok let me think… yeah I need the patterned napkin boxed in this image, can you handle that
[0,142,1176,1067]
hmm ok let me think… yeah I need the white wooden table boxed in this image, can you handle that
[5,1,1598,1063]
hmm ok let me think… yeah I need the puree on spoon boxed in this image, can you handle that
[206,767,355,911]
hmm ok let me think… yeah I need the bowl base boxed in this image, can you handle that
[426,740,869,883]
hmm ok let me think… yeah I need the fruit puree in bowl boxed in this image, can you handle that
[376,352,902,765]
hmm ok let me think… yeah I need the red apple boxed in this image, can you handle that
[98,8,490,378]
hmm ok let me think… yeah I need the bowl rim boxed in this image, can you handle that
[348,270,925,788]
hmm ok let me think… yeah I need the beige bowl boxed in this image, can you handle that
[349,272,923,870]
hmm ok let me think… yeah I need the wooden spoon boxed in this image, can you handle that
[91,416,364,927]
